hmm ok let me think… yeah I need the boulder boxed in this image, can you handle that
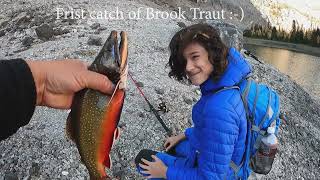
[35,23,54,40]
[206,20,243,50]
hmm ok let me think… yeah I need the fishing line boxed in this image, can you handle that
[128,72,172,136]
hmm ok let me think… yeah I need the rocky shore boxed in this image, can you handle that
[0,0,319,179]
[244,37,320,58]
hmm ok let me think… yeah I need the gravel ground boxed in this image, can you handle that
[0,0,319,179]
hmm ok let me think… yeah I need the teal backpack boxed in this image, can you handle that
[215,76,283,179]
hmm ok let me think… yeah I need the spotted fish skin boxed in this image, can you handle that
[67,31,128,180]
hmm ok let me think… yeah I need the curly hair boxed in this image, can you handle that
[167,23,228,82]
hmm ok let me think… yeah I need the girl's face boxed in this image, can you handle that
[183,42,213,86]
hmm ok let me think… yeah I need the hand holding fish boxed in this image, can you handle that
[26,60,115,109]
[139,155,168,179]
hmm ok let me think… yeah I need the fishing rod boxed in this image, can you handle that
[244,50,264,64]
[128,72,172,136]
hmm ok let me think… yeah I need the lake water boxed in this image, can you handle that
[243,44,320,103]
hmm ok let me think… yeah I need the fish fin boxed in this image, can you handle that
[103,155,112,169]
[101,128,120,170]
[102,128,122,170]
[66,112,76,143]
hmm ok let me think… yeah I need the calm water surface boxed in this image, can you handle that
[244,44,320,103]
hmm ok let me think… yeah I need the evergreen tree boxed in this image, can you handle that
[290,20,297,42]
[242,21,319,46]
[271,27,277,40]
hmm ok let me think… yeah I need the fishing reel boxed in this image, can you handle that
[157,100,169,113]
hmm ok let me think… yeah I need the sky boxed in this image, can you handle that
[283,0,320,18]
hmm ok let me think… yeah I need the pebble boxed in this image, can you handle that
[137,111,146,118]
[21,36,34,46]
[53,28,70,36]
[87,35,102,46]
[0,30,5,37]
[136,81,144,87]
[90,23,100,29]
[35,23,54,40]
[78,33,85,38]
[98,26,107,31]
[155,87,165,95]
[29,162,40,176]
[195,89,201,95]
[177,21,186,28]
[61,171,69,176]
[183,95,193,105]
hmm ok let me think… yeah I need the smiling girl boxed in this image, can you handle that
[135,23,251,180]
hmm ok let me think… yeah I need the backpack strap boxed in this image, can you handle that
[229,78,254,177]
[241,79,252,123]
[214,86,240,94]
[250,83,268,149]
[229,161,243,179]
[258,86,272,129]
[252,83,260,122]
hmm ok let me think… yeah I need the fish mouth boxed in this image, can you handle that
[89,31,128,88]
[118,31,128,90]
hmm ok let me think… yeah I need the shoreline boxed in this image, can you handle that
[243,37,320,57]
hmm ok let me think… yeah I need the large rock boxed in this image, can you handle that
[12,11,32,29]
[3,172,18,180]
[0,19,9,29]
[35,24,54,40]
[206,20,243,50]
[30,16,45,27]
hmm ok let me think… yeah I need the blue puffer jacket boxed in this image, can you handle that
[166,48,252,179]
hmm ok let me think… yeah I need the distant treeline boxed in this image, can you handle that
[244,20,320,47]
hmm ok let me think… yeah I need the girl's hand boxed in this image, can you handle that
[139,155,168,179]
[164,133,186,151]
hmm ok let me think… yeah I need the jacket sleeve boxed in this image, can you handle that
[184,127,194,139]
[0,59,36,141]
[167,107,239,180]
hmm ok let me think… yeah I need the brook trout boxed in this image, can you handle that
[66,31,128,179]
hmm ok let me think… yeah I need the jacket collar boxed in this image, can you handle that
[200,47,252,95]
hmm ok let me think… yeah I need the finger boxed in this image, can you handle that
[147,175,154,179]
[151,155,160,161]
[139,163,150,170]
[165,145,172,152]
[164,140,170,148]
[141,158,151,165]
[82,71,115,94]
[42,93,73,109]
[140,170,150,174]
